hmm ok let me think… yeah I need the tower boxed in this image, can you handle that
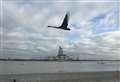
[58,46,63,56]
[57,46,68,60]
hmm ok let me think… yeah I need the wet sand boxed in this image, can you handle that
[0,71,120,82]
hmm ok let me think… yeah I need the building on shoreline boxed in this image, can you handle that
[47,46,73,61]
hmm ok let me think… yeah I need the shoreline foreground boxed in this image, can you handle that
[0,71,120,82]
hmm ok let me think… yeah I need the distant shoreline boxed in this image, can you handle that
[0,58,120,62]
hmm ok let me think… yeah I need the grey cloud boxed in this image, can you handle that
[1,0,119,59]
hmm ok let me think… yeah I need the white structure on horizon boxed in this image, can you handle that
[48,46,72,61]
[58,46,63,56]
[57,46,68,60]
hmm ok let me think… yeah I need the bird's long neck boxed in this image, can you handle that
[48,26,59,28]
[48,26,53,27]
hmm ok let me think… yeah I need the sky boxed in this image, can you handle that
[0,0,120,59]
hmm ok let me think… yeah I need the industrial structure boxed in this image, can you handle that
[47,46,73,61]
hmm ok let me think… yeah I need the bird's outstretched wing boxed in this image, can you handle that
[60,12,70,28]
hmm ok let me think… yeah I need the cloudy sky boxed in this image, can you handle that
[0,0,120,59]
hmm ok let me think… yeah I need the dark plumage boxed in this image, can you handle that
[48,12,71,31]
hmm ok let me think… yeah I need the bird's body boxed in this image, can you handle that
[48,12,71,31]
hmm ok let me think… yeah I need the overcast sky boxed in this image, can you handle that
[0,0,120,59]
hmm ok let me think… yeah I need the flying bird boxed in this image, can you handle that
[48,12,71,31]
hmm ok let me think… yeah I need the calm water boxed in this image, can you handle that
[0,61,120,82]
[0,61,120,74]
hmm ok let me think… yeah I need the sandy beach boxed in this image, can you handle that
[0,71,120,82]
